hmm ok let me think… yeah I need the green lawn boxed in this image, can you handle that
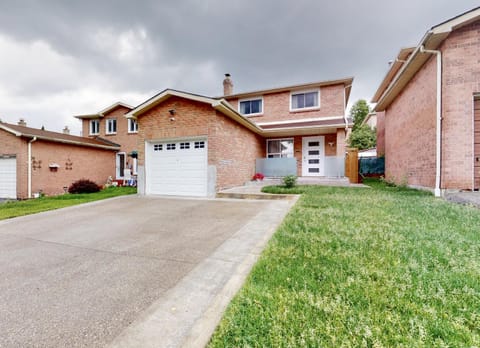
[0,187,137,220]
[209,179,480,347]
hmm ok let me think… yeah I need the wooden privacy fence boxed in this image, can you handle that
[345,148,358,183]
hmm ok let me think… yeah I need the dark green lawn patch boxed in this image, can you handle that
[0,187,136,220]
[209,181,480,347]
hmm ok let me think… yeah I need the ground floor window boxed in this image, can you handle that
[267,139,294,158]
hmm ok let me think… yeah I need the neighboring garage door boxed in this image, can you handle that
[0,156,16,199]
[146,139,208,196]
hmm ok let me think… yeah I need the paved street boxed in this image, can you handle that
[0,195,294,347]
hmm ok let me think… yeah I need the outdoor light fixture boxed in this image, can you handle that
[328,142,335,147]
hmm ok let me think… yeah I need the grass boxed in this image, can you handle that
[0,186,137,220]
[209,179,480,347]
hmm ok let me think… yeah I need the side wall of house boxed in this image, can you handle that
[384,56,437,188]
[440,20,480,189]
[136,96,264,193]
[226,84,346,123]
[31,141,115,196]
[0,131,28,199]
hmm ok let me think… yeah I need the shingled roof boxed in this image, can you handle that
[0,122,120,150]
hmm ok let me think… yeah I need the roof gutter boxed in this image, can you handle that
[420,45,442,197]
[28,137,37,198]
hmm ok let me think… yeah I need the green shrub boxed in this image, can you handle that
[282,175,297,188]
[68,179,101,194]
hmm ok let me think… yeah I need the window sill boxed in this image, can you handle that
[289,106,320,113]
[89,133,99,136]
[242,113,263,118]
[127,131,138,134]
[105,133,117,136]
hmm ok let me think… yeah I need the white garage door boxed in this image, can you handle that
[147,139,208,196]
[0,157,17,199]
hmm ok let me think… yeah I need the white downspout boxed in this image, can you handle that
[343,85,352,132]
[420,45,442,197]
[28,137,37,198]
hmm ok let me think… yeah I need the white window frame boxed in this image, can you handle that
[238,97,264,116]
[89,119,100,135]
[128,119,138,133]
[266,138,294,158]
[290,89,320,112]
[106,118,117,135]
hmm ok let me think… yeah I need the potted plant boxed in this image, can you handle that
[252,173,265,181]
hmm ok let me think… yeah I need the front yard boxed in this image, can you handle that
[209,180,480,347]
[0,187,136,220]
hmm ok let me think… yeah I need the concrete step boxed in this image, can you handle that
[216,192,295,200]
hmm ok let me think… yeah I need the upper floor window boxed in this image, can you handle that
[106,119,117,134]
[128,119,138,133]
[290,90,320,111]
[89,119,99,135]
[239,98,263,116]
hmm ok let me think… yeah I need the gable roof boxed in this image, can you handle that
[372,6,480,111]
[74,102,133,119]
[125,89,264,135]
[0,122,120,150]
[221,77,354,105]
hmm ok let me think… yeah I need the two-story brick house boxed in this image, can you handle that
[74,102,139,180]
[372,6,480,195]
[124,75,353,197]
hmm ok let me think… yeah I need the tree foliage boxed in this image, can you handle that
[348,124,376,150]
[350,99,370,131]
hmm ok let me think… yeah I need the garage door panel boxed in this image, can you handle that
[0,157,17,199]
[147,140,207,196]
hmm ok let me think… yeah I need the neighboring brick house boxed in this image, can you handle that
[74,102,139,180]
[0,120,119,199]
[125,76,353,197]
[372,7,480,195]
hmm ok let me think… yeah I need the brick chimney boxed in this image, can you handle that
[63,126,70,135]
[18,118,27,126]
[223,73,233,95]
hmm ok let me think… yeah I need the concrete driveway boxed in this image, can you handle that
[0,195,294,347]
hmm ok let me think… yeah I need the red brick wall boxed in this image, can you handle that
[136,96,264,190]
[384,20,480,190]
[376,111,385,157]
[0,130,116,199]
[440,20,480,190]
[82,105,137,154]
[31,142,115,197]
[225,84,346,123]
[384,56,437,188]
[0,131,28,199]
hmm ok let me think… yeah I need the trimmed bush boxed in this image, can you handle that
[68,179,101,194]
[283,175,297,188]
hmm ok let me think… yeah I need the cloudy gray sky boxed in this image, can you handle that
[0,0,478,135]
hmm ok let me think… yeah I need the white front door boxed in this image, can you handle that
[302,136,325,176]
[146,139,208,197]
[116,152,126,179]
[0,157,17,198]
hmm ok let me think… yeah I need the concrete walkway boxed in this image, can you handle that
[218,177,368,198]
[445,191,480,208]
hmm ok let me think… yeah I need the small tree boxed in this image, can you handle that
[350,99,370,131]
[348,125,376,150]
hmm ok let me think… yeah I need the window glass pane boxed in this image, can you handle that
[280,140,293,157]
[309,159,320,164]
[305,92,318,107]
[309,150,320,155]
[309,168,320,173]
[308,141,320,147]
[292,94,303,109]
[251,100,261,114]
[267,140,280,154]
[240,101,250,114]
